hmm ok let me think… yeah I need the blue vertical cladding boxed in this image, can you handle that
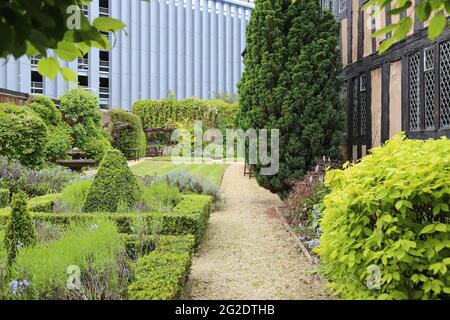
[0,0,253,109]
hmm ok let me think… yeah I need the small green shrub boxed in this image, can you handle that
[317,134,450,300]
[60,180,92,213]
[127,235,195,300]
[3,193,37,265]
[0,103,48,168]
[0,189,9,208]
[108,109,147,157]
[82,138,111,162]
[83,150,141,212]
[140,180,181,212]
[6,218,126,300]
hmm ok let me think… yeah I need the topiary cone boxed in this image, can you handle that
[82,149,141,213]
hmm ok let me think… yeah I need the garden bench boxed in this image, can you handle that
[126,148,140,161]
[146,146,163,158]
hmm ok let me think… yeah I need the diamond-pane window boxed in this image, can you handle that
[360,74,368,136]
[424,47,435,129]
[353,78,359,137]
[409,52,421,131]
[440,41,450,128]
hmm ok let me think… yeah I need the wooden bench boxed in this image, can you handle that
[146,146,163,157]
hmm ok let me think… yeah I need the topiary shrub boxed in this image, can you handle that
[108,109,146,157]
[317,134,450,300]
[83,150,141,213]
[0,189,9,208]
[4,192,37,265]
[0,103,48,168]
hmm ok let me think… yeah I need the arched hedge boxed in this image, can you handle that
[108,109,147,157]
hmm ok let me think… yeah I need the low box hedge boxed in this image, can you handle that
[0,194,212,246]
[0,193,61,214]
[127,234,195,300]
[0,189,9,208]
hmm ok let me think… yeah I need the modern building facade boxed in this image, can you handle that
[322,0,450,160]
[0,0,254,110]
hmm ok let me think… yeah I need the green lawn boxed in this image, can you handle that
[131,160,227,187]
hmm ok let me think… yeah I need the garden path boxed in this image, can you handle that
[189,163,330,300]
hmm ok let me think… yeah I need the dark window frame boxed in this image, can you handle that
[406,39,450,139]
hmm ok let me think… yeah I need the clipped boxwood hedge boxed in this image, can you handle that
[317,134,450,300]
[0,194,212,246]
[127,234,195,300]
[0,193,61,214]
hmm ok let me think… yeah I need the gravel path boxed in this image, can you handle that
[189,163,330,300]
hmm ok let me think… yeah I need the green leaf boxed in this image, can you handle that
[93,17,126,33]
[37,57,60,80]
[55,41,81,62]
[371,23,397,38]
[420,224,435,235]
[61,67,77,83]
[394,17,413,41]
[435,223,447,232]
[428,13,447,40]
[416,2,432,22]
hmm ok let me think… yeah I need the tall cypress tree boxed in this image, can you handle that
[237,0,290,130]
[238,0,344,197]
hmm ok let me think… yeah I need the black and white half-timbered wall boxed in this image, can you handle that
[322,0,450,160]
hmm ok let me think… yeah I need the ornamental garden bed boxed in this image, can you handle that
[0,149,222,300]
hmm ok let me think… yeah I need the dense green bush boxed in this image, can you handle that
[4,219,126,300]
[3,193,37,265]
[0,189,9,208]
[0,103,48,168]
[28,96,62,127]
[59,87,110,155]
[237,0,343,197]
[128,234,195,300]
[83,150,141,213]
[317,134,450,300]
[82,137,111,163]
[132,98,238,130]
[108,109,147,157]
[0,156,75,198]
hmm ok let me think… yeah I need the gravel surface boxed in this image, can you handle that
[189,163,331,300]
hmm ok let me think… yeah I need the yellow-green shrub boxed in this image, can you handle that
[317,134,450,300]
